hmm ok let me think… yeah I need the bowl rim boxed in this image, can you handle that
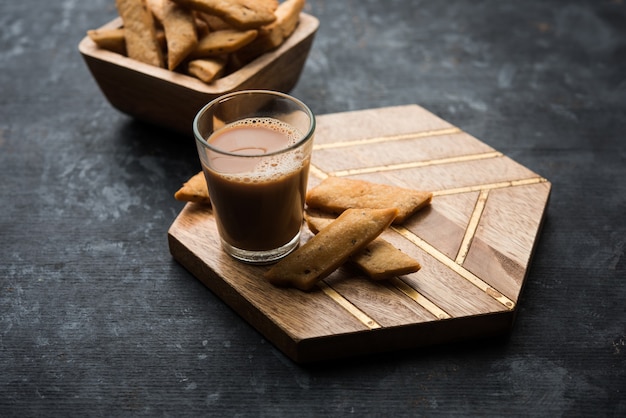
[78,13,319,94]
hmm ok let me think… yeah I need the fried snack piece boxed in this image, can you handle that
[187,56,227,82]
[231,0,304,64]
[194,14,211,37]
[116,0,165,67]
[197,11,233,31]
[87,28,127,55]
[146,0,165,20]
[174,171,211,204]
[306,177,433,224]
[191,29,258,58]
[155,29,167,49]
[351,240,422,280]
[171,0,278,30]
[90,26,166,55]
[264,208,398,291]
[148,0,198,70]
[271,0,305,41]
[305,215,421,280]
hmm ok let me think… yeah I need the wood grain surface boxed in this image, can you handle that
[168,104,551,363]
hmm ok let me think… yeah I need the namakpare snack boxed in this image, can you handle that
[174,171,211,204]
[174,172,430,289]
[115,0,165,67]
[305,215,421,280]
[89,0,306,83]
[172,0,278,29]
[306,177,433,224]
[147,0,198,70]
[264,208,398,291]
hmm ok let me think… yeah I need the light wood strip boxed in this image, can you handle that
[390,277,451,320]
[317,281,382,329]
[393,226,516,310]
[433,177,549,196]
[308,163,329,180]
[455,189,490,264]
[331,151,503,177]
[313,127,462,150]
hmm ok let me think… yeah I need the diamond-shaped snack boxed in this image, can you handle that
[174,171,211,204]
[171,0,278,30]
[265,208,398,291]
[305,214,421,280]
[305,177,432,224]
[115,0,164,67]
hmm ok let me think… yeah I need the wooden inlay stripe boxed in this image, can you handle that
[331,152,503,177]
[307,139,532,315]
[393,226,516,310]
[433,177,549,196]
[308,163,329,180]
[390,277,451,320]
[317,281,382,329]
[313,127,462,150]
[455,189,489,265]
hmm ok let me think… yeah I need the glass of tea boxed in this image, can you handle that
[193,90,316,264]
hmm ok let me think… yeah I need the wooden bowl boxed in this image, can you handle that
[79,13,319,134]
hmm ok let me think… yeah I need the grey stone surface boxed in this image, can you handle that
[1,0,624,416]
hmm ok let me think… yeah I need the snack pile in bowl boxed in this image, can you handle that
[89,0,306,83]
[79,0,318,133]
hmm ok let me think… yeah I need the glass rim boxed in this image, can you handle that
[193,90,316,158]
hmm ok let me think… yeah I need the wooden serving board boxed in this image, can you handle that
[168,105,551,363]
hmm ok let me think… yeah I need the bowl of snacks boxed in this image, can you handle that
[79,0,318,134]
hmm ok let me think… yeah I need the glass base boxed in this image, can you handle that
[221,231,301,265]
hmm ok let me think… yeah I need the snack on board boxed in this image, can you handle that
[174,171,211,204]
[115,0,165,67]
[305,215,421,280]
[350,239,422,280]
[264,208,398,291]
[89,0,305,83]
[306,177,433,224]
[148,0,198,70]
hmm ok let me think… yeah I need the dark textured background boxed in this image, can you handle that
[1,0,624,416]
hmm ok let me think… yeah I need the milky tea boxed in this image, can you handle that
[194,91,315,263]
[202,117,310,255]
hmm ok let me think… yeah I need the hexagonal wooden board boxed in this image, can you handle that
[168,105,551,363]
